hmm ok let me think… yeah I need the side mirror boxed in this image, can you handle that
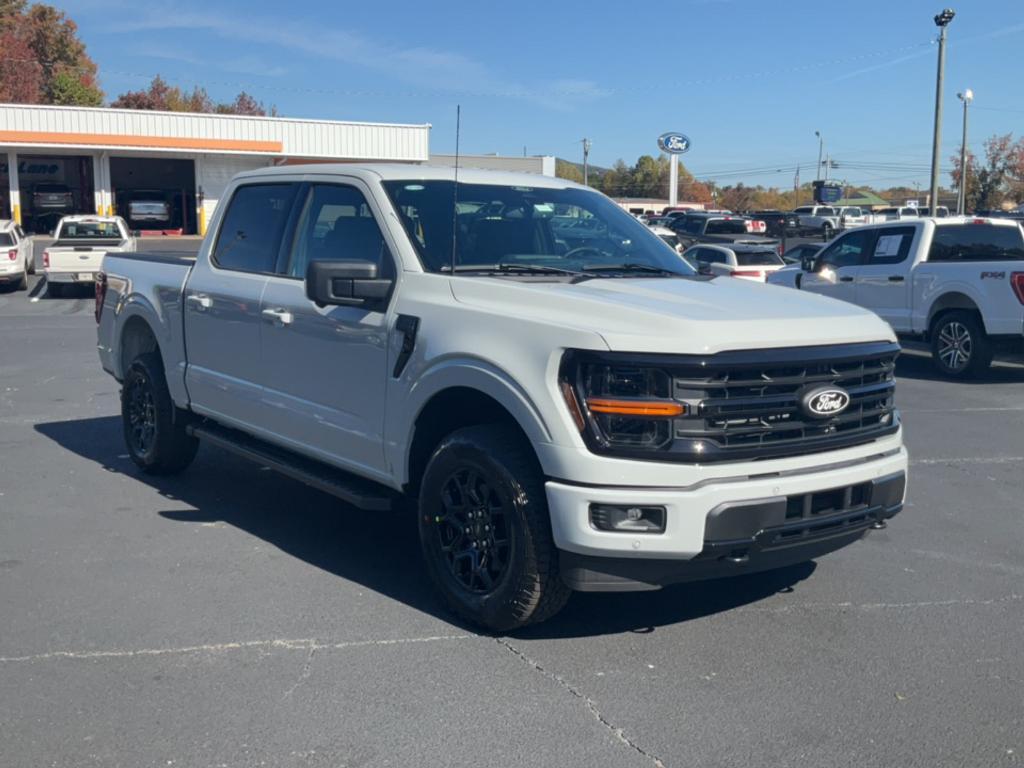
[305,260,393,309]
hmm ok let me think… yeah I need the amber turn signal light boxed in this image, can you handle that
[586,398,685,417]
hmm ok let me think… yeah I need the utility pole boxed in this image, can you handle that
[815,131,824,181]
[930,9,955,216]
[824,154,831,182]
[582,138,592,186]
[957,88,973,215]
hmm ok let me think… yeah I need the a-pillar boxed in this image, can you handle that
[7,151,20,225]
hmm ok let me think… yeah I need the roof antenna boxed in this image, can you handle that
[450,104,461,274]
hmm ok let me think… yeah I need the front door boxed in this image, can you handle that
[183,182,299,429]
[853,225,917,332]
[259,181,395,479]
[800,228,873,305]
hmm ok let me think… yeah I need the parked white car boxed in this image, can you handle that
[44,216,136,297]
[793,205,841,238]
[767,216,1024,377]
[96,164,907,630]
[683,243,787,282]
[0,219,35,291]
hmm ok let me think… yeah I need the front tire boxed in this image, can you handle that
[121,352,198,474]
[931,310,992,378]
[417,424,570,632]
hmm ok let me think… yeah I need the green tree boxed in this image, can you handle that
[555,159,583,183]
[48,68,101,106]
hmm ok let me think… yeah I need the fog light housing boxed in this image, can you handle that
[589,504,666,533]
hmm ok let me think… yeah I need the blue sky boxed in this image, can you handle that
[60,0,1024,190]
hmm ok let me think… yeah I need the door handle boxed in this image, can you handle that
[839,275,854,283]
[888,275,905,282]
[186,293,212,310]
[261,308,294,326]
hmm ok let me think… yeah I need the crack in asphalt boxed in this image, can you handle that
[496,637,666,768]
[282,646,317,700]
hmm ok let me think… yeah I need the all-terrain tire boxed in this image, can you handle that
[121,352,198,474]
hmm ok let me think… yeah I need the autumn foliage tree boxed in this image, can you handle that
[111,76,271,116]
[0,0,101,105]
[950,133,1024,212]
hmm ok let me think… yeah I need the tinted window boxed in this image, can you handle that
[794,207,812,214]
[704,219,747,235]
[683,217,704,234]
[692,248,727,264]
[382,181,693,275]
[287,184,390,279]
[213,184,298,273]
[927,224,1024,262]
[818,229,874,269]
[736,251,784,266]
[0,232,12,246]
[818,207,836,216]
[869,226,916,264]
[56,221,121,239]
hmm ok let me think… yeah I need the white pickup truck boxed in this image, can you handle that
[768,217,1024,377]
[793,205,841,239]
[44,215,136,297]
[95,164,907,630]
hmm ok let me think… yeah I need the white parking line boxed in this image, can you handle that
[0,633,473,663]
[911,456,1024,466]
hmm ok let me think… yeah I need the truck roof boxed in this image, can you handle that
[234,162,587,191]
[867,215,1022,229]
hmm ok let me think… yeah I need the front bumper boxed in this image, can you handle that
[545,445,907,591]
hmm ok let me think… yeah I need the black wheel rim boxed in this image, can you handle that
[433,466,512,594]
[127,374,156,456]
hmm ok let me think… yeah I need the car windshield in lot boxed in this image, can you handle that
[57,221,121,239]
[736,251,784,266]
[382,181,694,276]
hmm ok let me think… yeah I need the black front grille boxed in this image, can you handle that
[674,341,899,461]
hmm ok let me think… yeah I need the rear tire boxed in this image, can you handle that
[417,424,570,632]
[930,310,992,379]
[15,272,27,291]
[121,352,198,474]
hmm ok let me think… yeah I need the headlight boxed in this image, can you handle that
[560,352,686,452]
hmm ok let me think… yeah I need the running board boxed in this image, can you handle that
[188,422,395,511]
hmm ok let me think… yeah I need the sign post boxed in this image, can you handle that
[657,132,691,207]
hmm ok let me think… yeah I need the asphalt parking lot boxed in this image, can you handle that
[1,253,1022,767]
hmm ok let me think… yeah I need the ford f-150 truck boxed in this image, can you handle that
[96,165,908,630]
[44,215,136,297]
[767,217,1024,377]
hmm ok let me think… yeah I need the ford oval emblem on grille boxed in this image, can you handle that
[801,386,851,419]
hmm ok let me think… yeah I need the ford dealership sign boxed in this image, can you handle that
[657,132,691,155]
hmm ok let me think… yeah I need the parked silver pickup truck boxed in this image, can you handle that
[95,164,907,630]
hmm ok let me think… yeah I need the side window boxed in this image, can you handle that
[928,224,1024,262]
[212,184,298,274]
[287,184,390,279]
[684,218,704,234]
[869,226,915,264]
[818,230,873,269]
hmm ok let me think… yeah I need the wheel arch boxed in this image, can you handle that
[119,314,161,378]
[926,292,984,338]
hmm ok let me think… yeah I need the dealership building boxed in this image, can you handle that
[0,103,554,235]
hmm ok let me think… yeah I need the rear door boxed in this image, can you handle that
[853,225,917,330]
[258,179,395,478]
[183,182,300,430]
[799,228,873,304]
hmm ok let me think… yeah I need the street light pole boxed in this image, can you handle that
[929,9,955,217]
[582,138,592,187]
[815,131,824,181]
[957,89,973,215]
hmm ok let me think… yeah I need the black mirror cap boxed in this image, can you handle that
[305,259,393,309]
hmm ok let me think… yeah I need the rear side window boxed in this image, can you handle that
[0,233,13,246]
[287,184,390,279]
[928,224,1024,262]
[213,184,298,273]
[869,226,916,264]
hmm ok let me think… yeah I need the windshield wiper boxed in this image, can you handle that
[443,263,579,276]
[579,263,683,277]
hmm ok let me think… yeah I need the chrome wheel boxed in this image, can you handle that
[937,321,972,372]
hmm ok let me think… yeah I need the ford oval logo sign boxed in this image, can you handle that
[801,386,851,419]
[657,132,691,155]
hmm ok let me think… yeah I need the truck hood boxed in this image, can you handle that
[450,275,895,354]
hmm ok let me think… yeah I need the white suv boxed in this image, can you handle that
[0,220,34,291]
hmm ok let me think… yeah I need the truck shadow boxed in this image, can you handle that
[36,415,816,639]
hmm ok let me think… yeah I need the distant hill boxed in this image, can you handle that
[555,157,609,182]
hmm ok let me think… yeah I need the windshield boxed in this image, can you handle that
[382,181,694,275]
[705,219,748,235]
[57,221,122,239]
[736,251,784,266]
